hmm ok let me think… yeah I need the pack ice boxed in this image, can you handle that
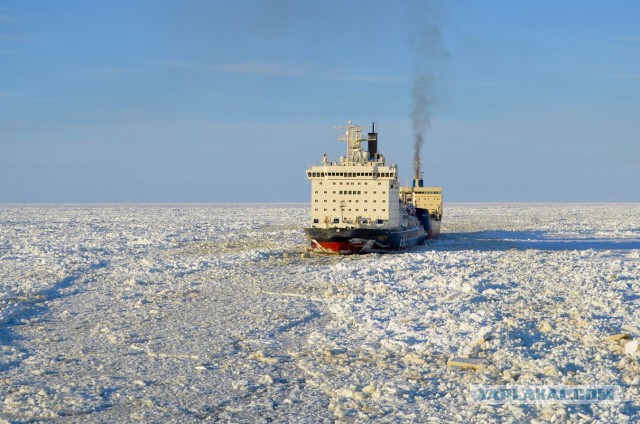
[1,204,639,422]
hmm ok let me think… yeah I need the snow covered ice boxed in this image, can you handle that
[1,203,640,422]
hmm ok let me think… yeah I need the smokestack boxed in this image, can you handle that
[413,159,423,188]
[367,122,377,160]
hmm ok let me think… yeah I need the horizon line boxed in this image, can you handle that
[1,201,639,207]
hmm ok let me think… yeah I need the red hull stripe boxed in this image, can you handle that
[314,241,394,254]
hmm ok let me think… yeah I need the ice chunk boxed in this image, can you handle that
[447,357,484,371]
[624,340,639,355]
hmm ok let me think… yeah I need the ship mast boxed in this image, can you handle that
[337,121,366,164]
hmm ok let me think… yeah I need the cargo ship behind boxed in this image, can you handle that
[304,121,442,254]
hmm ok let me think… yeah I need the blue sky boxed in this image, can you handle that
[1,0,638,202]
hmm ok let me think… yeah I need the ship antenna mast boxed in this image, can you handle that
[337,121,366,164]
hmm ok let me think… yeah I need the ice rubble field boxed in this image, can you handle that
[1,204,640,423]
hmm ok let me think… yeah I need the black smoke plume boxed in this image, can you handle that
[409,1,447,180]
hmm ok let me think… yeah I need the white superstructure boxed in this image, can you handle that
[306,122,401,230]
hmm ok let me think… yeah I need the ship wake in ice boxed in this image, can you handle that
[1,203,639,422]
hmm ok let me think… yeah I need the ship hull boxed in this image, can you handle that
[429,219,441,239]
[305,225,433,255]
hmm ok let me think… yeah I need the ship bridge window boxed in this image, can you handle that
[313,219,319,223]
[377,219,383,224]
[333,218,339,223]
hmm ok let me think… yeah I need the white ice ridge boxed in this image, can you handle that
[0,203,639,421]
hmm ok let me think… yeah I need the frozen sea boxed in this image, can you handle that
[1,203,639,423]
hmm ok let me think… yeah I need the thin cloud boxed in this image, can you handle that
[611,34,640,42]
[89,67,149,75]
[0,14,17,22]
[0,91,25,97]
[167,61,405,82]
[0,34,29,42]
[602,72,640,81]
[552,68,640,82]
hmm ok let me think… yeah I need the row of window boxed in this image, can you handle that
[313,208,386,212]
[318,181,384,188]
[313,190,386,195]
[313,218,385,224]
[315,199,386,203]
[308,171,395,178]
